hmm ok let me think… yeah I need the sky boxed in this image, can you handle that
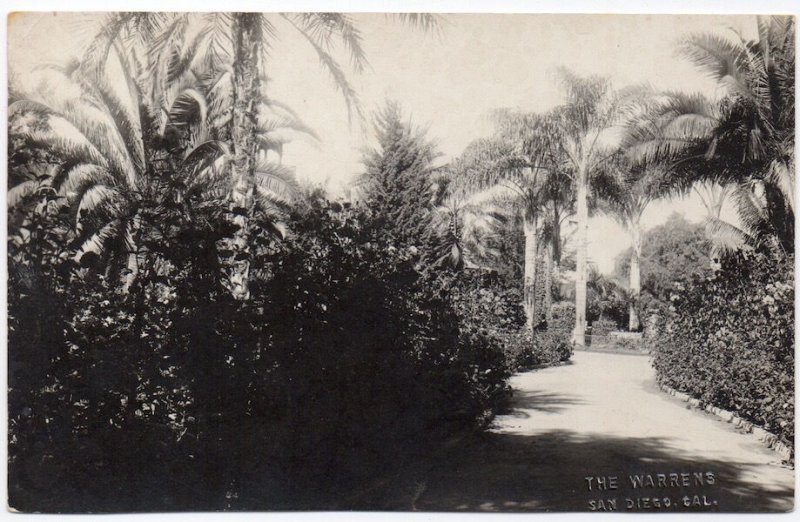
[8,12,757,273]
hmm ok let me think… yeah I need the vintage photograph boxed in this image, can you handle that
[6,10,795,513]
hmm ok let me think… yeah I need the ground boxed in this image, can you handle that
[412,350,795,512]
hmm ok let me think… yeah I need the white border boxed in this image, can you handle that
[1,2,797,522]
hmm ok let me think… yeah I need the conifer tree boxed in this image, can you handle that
[360,102,439,252]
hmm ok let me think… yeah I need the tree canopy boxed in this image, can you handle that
[614,212,711,301]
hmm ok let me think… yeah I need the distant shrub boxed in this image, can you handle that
[503,301,574,370]
[589,333,645,353]
[549,301,575,336]
[590,317,616,337]
[651,252,794,452]
[610,335,644,352]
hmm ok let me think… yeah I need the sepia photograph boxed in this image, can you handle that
[5,5,796,514]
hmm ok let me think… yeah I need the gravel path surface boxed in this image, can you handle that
[415,350,794,512]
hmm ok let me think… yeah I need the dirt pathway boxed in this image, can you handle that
[414,350,794,512]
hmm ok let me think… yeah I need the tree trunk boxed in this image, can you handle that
[547,204,561,323]
[552,206,561,265]
[544,239,554,327]
[121,212,141,293]
[523,216,538,331]
[573,170,588,346]
[227,13,263,301]
[628,218,642,331]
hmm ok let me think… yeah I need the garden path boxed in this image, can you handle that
[413,350,794,512]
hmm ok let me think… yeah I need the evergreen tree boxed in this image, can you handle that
[359,102,439,251]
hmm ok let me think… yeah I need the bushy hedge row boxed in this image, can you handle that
[650,252,794,451]
[9,195,551,511]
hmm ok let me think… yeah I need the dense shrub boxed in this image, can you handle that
[651,252,794,452]
[9,187,263,510]
[252,202,517,494]
[549,301,576,336]
[504,331,573,370]
[588,333,645,353]
[8,195,521,511]
[503,302,574,370]
[587,287,628,328]
[589,317,617,336]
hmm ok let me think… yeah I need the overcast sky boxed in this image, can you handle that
[8,12,756,273]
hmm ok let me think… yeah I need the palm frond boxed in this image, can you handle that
[74,218,125,261]
[765,157,795,214]
[703,214,751,257]
[167,88,209,129]
[281,14,364,126]
[169,26,211,84]
[254,160,299,204]
[287,13,368,72]
[678,33,750,98]
[201,13,234,70]
[10,103,110,169]
[391,13,445,36]
[80,12,139,75]
[75,185,119,227]
[8,181,40,209]
[89,73,146,174]
[61,164,116,201]
[147,14,191,112]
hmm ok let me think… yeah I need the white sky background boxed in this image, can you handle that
[8,12,757,274]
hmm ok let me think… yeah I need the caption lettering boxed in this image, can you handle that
[584,471,719,511]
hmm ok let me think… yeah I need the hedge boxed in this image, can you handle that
[650,252,794,453]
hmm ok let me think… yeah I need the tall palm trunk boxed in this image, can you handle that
[228,13,263,301]
[523,216,539,331]
[574,169,588,346]
[545,205,561,326]
[551,206,562,266]
[628,217,642,331]
[544,239,554,326]
[121,213,142,293]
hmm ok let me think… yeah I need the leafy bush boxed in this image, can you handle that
[503,331,573,370]
[443,276,575,373]
[251,202,518,492]
[588,333,645,353]
[650,252,794,452]
[609,336,644,352]
[549,301,576,336]
[590,317,617,336]
[8,196,521,511]
[503,302,574,370]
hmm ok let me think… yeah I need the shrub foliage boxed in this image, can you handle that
[8,185,572,511]
[650,252,794,451]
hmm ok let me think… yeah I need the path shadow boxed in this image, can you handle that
[500,390,587,416]
[412,430,794,513]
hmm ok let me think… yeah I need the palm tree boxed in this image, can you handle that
[700,181,786,257]
[69,12,441,298]
[551,69,635,345]
[8,58,148,291]
[693,181,735,259]
[456,114,563,330]
[595,156,672,330]
[624,16,794,257]
[137,12,440,299]
[539,171,574,326]
[429,171,507,271]
[9,27,314,292]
